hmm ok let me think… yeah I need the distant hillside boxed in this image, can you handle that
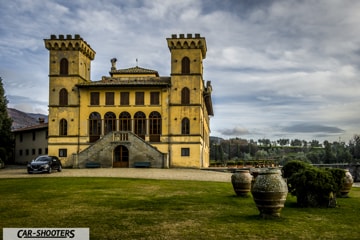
[7,108,48,130]
[210,136,224,144]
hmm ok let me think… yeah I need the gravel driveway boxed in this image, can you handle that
[1,166,359,187]
[0,166,233,182]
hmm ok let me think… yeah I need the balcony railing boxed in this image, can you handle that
[113,132,129,142]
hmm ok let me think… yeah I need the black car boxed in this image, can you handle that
[27,155,62,174]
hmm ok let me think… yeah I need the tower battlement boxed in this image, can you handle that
[167,33,207,58]
[170,33,202,39]
[44,34,96,60]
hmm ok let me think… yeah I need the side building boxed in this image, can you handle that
[44,33,214,168]
[12,120,48,164]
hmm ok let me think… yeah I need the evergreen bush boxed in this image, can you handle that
[282,160,346,207]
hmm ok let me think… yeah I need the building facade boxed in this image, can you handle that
[44,33,213,168]
[13,120,48,164]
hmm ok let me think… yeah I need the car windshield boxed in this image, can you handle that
[34,157,50,162]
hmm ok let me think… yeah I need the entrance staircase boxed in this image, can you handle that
[76,131,167,168]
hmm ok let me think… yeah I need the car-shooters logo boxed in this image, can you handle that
[3,228,89,240]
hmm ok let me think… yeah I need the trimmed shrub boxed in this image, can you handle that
[282,160,346,207]
[282,160,310,179]
[327,168,346,196]
[290,167,334,207]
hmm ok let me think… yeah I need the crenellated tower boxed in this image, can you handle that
[167,33,206,76]
[166,33,212,168]
[44,34,96,158]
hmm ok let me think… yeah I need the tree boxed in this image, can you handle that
[349,135,360,160]
[290,139,302,147]
[310,140,321,148]
[306,149,325,164]
[0,77,13,163]
[323,141,335,163]
[255,150,268,160]
[258,138,271,147]
[331,141,353,163]
[277,139,289,146]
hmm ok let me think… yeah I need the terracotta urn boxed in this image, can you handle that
[340,169,353,198]
[231,170,253,197]
[251,168,288,218]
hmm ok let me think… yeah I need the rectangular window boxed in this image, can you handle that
[32,132,36,141]
[32,149,36,155]
[90,92,100,105]
[59,149,67,157]
[150,92,160,105]
[38,148,42,155]
[181,148,190,156]
[26,149,29,156]
[135,92,144,105]
[19,150,23,156]
[20,133,23,142]
[105,92,114,105]
[120,92,130,105]
[45,148,48,154]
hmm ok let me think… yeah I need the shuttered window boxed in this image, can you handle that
[150,92,160,105]
[90,92,100,105]
[135,92,144,105]
[106,92,114,105]
[120,92,129,105]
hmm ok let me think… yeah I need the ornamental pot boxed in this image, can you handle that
[231,170,253,197]
[340,169,353,198]
[251,168,288,218]
[250,168,262,179]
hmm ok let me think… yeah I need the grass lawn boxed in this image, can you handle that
[0,177,359,240]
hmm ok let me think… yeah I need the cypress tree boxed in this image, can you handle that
[0,77,13,163]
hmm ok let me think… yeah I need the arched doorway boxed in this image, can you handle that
[113,145,129,168]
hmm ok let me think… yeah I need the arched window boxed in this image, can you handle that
[119,112,131,131]
[134,111,146,140]
[104,112,116,134]
[181,118,190,135]
[59,119,67,136]
[59,88,68,106]
[60,58,69,75]
[181,87,190,104]
[149,111,161,142]
[181,57,190,74]
[89,112,101,142]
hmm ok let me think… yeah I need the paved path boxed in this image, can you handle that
[0,166,233,182]
[1,166,359,187]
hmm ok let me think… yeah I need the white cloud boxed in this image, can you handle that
[0,0,359,143]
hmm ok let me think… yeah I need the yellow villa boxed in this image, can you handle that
[44,33,213,168]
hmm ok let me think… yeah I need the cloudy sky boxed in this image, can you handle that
[1,0,359,143]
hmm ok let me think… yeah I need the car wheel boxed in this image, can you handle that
[58,165,62,172]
